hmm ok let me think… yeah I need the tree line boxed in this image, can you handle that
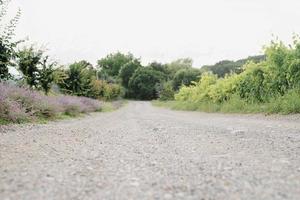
[1,38,267,101]
[4,1,290,102]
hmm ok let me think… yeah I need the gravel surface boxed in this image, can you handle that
[0,101,300,200]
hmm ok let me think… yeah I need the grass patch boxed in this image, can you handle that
[0,118,10,125]
[0,101,126,126]
[266,89,300,114]
[153,90,300,115]
[101,102,115,112]
[153,100,263,113]
[101,100,127,112]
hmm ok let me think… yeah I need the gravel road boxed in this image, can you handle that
[0,101,300,200]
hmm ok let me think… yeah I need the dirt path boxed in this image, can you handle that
[0,101,299,200]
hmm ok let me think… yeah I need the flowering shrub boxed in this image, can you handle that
[57,95,102,116]
[0,83,102,122]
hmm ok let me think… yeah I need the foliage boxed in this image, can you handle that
[56,60,122,100]
[156,81,175,101]
[58,60,95,96]
[38,56,56,95]
[97,52,137,77]
[119,59,141,88]
[16,46,43,88]
[56,95,101,116]
[169,37,300,114]
[0,82,102,122]
[201,55,265,77]
[172,68,201,90]
[149,62,168,74]
[166,58,193,78]
[154,90,300,115]
[0,38,15,80]
[16,47,57,95]
[236,62,267,102]
[167,58,193,69]
[128,67,164,100]
[0,0,21,81]
[266,88,300,114]
[91,79,121,100]
[175,72,217,102]
[207,73,241,103]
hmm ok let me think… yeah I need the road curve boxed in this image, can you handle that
[0,101,300,200]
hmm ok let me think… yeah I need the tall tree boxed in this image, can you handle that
[166,58,193,79]
[119,59,141,89]
[97,52,136,77]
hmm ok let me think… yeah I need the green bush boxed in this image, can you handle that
[267,88,300,114]
[175,72,218,102]
[119,60,141,89]
[128,67,164,100]
[91,80,121,100]
[172,68,201,90]
[157,81,175,101]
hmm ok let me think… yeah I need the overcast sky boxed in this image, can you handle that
[10,0,300,67]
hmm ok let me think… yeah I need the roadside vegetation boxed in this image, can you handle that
[155,37,300,114]
[0,83,102,124]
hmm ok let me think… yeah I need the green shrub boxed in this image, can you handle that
[91,80,121,100]
[128,67,164,100]
[175,72,217,102]
[267,89,300,114]
[172,68,201,90]
[157,81,175,101]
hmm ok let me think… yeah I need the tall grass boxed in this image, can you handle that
[153,89,300,115]
[0,83,103,123]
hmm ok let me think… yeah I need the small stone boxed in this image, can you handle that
[176,192,185,197]
[164,193,172,199]
[130,181,140,187]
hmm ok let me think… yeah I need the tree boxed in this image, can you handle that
[172,68,201,90]
[166,58,193,79]
[149,61,168,73]
[168,58,193,69]
[38,56,56,95]
[17,46,43,88]
[201,55,265,78]
[97,52,136,77]
[128,67,164,100]
[148,61,169,80]
[119,60,141,89]
[0,0,21,81]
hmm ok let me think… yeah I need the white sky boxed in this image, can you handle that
[9,0,300,67]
